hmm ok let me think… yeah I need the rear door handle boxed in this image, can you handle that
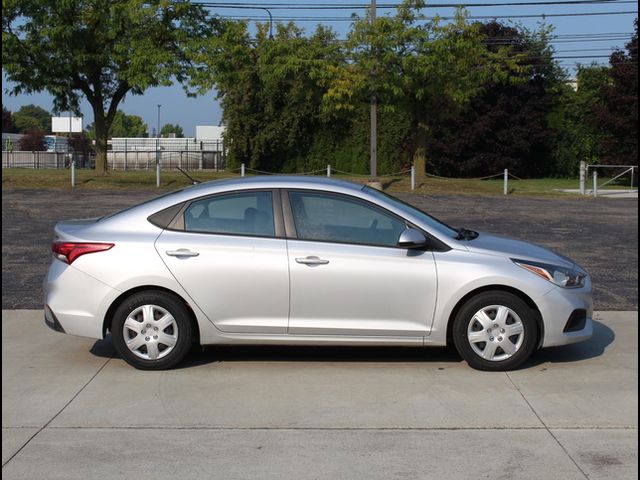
[295,256,329,265]
[166,249,200,257]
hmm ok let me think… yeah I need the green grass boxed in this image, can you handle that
[0,167,594,197]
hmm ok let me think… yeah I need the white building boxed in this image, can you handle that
[110,126,226,152]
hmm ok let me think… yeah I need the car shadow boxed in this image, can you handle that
[521,319,614,368]
[89,320,613,370]
[186,345,463,368]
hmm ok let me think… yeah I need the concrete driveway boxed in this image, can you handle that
[2,310,637,480]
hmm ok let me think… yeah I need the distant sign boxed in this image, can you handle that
[51,116,83,133]
[196,125,225,141]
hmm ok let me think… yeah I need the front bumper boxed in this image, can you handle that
[538,280,593,348]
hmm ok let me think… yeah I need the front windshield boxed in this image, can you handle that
[363,186,459,238]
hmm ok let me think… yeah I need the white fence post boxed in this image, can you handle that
[503,169,508,195]
[327,164,331,177]
[579,161,586,195]
[411,165,415,190]
[156,149,161,188]
[71,159,76,188]
[593,170,598,197]
[241,163,245,177]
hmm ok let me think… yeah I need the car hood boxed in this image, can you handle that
[463,231,576,269]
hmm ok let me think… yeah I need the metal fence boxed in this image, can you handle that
[108,149,225,171]
[2,151,94,169]
[2,149,225,171]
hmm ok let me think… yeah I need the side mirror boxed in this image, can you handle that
[397,228,428,249]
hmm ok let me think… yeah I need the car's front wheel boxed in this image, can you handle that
[452,291,538,371]
[111,291,195,370]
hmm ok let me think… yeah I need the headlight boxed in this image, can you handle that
[512,259,586,288]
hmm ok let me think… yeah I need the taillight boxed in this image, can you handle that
[52,242,114,264]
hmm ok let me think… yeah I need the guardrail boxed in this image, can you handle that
[580,162,637,197]
[3,151,520,193]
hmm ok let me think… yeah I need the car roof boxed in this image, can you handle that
[99,175,368,225]
[186,175,366,194]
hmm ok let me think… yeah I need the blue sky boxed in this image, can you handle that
[2,1,637,137]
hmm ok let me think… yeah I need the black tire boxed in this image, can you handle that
[452,291,538,371]
[111,290,195,370]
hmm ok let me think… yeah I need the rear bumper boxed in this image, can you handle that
[44,304,65,333]
[43,259,120,339]
[538,281,593,348]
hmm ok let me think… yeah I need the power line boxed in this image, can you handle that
[195,1,636,10]
[215,10,637,21]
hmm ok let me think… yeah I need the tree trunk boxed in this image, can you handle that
[412,122,428,183]
[93,114,108,175]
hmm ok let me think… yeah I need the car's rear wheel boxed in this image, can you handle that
[111,291,194,370]
[452,291,538,371]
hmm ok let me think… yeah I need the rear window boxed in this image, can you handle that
[101,188,186,221]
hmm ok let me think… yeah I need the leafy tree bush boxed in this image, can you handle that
[426,22,563,178]
[548,65,608,176]
[18,127,46,150]
[86,110,148,139]
[2,106,19,133]
[12,104,51,133]
[161,123,184,138]
[591,19,638,166]
[68,132,91,152]
[206,22,346,172]
[3,0,220,174]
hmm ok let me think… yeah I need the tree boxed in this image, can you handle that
[323,1,515,178]
[68,132,91,153]
[203,21,347,171]
[427,21,563,177]
[161,123,184,138]
[110,111,149,138]
[87,110,148,139]
[2,106,19,133]
[2,0,220,174]
[549,65,609,176]
[12,104,51,133]
[592,19,638,166]
[18,127,46,150]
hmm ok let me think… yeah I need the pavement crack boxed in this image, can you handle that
[2,356,112,468]
[505,372,591,480]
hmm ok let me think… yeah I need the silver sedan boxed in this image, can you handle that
[44,176,593,370]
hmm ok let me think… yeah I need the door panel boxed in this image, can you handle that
[155,190,288,334]
[157,231,289,333]
[287,240,437,335]
[285,190,437,336]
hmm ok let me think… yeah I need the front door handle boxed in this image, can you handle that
[166,249,200,257]
[295,256,329,265]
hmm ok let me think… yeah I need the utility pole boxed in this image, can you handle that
[156,104,162,187]
[157,104,162,138]
[369,0,378,183]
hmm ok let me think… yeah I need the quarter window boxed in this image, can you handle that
[288,191,405,247]
[184,191,275,237]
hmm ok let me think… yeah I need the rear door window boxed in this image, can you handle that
[184,191,275,237]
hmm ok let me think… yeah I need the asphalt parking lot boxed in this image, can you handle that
[2,188,638,310]
[2,186,638,479]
